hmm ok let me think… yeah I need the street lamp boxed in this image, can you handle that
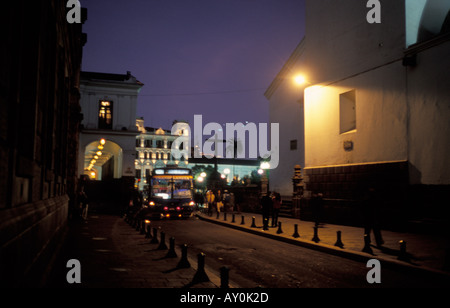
[294,74,307,86]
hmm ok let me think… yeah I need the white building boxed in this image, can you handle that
[264,39,306,199]
[79,71,143,181]
[135,118,190,191]
[266,0,450,227]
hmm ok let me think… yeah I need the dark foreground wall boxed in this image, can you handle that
[0,1,86,287]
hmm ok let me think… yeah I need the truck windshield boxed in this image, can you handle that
[151,178,192,199]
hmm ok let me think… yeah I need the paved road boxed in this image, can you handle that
[152,217,450,288]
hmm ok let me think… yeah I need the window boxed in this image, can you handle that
[339,90,356,134]
[290,140,297,151]
[98,100,113,129]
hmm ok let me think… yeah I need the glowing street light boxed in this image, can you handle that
[294,74,307,86]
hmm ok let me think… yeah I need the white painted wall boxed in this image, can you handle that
[265,41,306,197]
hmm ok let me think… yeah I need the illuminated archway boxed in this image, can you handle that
[406,0,450,46]
[83,139,123,180]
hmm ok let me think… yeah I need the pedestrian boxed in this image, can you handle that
[271,192,282,227]
[79,186,89,221]
[230,192,235,212]
[216,189,223,213]
[205,189,215,216]
[223,190,231,212]
[261,191,273,229]
[362,186,384,247]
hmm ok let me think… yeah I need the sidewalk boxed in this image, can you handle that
[196,210,450,278]
[46,214,220,288]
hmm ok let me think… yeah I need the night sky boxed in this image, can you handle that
[81,0,305,131]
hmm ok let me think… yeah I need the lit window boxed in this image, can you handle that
[98,101,113,129]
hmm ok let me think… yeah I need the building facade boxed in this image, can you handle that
[0,1,86,286]
[79,71,144,181]
[135,118,190,192]
[264,40,306,199]
[267,0,450,228]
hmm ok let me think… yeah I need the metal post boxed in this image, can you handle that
[335,231,344,248]
[292,224,300,238]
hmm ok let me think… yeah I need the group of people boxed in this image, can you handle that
[203,189,238,216]
[260,191,283,228]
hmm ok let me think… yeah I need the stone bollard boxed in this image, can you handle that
[276,222,283,234]
[240,215,245,225]
[231,214,235,223]
[140,221,146,235]
[251,216,257,228]
[165,237,177,258]
[362,234,373,254]
[263,217,269,231]
[136,219,141,231]
[150,227,159,244]
[177,244,191,269]
[311,226,320,243]
[398,240,409,261]
[191,252,210,284]
[292,224,300,238]
[220,266,230,288]
[145,224,151,239]
[157,231,168,250]
[334,231,344,248]
[224,212,227,221]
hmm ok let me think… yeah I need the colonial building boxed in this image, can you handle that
[0,1,86,286]
[135,118,190,192]
[266,0,450,229]
[78,71,144,210]
[79,71,143,180]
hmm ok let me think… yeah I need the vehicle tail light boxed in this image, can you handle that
[163,206,168,211]
[149,201,155,206]
[176,206,181,211]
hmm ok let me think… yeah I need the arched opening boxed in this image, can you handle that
[406,0,450,47]
[83,139,123,181]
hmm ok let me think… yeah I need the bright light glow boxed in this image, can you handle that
[221,174,226,179]
[197,176,204,182]
[144,220,151,224]
[149,201,155,206]
[189,201,195,206]
[200,172,207,177]
[294,75,307,86]
[100,138,106,145]
[258,169,264,175]
[223,168,230,174]
[156,193,169,199]
[96,151,102,156]
[260,162,270,169]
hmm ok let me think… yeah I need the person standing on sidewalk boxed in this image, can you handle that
[271,192,282,227]
[362,186,384,247]
[205,189,215,216]
[261,191,273,229]
[79,186,89,221]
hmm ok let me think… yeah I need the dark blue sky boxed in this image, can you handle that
[81,0,305,130]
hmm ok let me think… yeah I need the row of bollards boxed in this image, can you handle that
[213,212,411,262]
[213,212,347,248]
[124,213,231,288]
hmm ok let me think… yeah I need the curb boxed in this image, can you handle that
[196,213,450,283]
